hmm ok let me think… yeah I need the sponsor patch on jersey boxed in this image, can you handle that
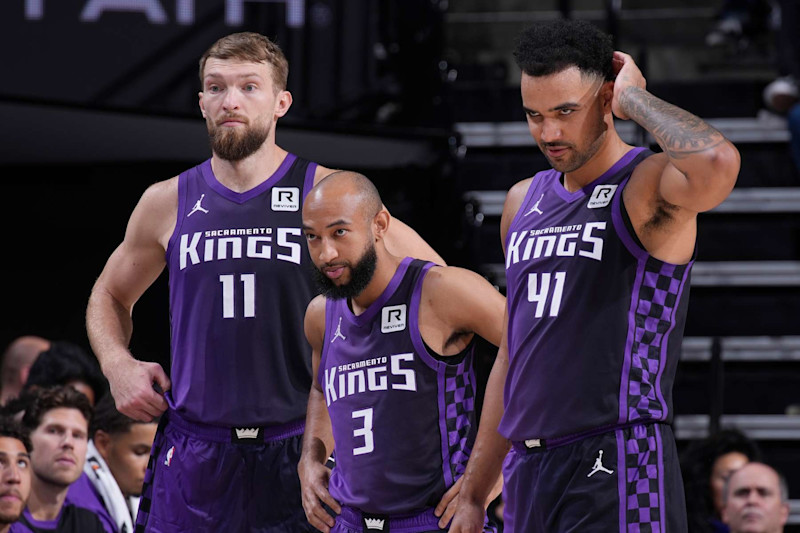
[587,184,618,209]
[271,187,300,211]
[381,304,407,333]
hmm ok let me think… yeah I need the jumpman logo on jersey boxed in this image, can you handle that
[331,317,346,343]
[187,194,209,217]
[524,193,545,216]
[587,450,614,477]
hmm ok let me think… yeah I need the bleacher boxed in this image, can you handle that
[445,0,800,528]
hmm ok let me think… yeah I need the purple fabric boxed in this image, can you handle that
[165,153,317,426]
[501,147,692,442]
[322,259,478,514]
[134,417,310,532]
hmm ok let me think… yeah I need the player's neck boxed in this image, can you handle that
[350,251,403,315]
[210,139,288,193]
[562,130,632,192]
[27,477,68,521]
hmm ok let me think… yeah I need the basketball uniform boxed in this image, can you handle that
[501,147,691,532]
[135,153,317,532]
[319,258,496,533]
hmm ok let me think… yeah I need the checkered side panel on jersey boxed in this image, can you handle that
[627,259,688,422]
[134,417,167,533]
[625,424,662,533]
[444,362,477,479]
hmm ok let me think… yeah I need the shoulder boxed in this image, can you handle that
[140,175,179,210]
[500,176,536,245]
[421,265,493,300]
[304,295,328,344]
[312,164,337,186]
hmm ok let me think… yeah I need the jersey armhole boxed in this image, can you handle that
[503,173,546,252]
[317,298,334,389]
[302,160,318,201]
[165,171,188,263]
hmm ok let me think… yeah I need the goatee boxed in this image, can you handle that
[312,244,378,300]
[208,120,270,161]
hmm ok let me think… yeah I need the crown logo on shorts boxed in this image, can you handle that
[364,518,385,530]
[234,428,259,439]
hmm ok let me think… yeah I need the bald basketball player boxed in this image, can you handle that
[299,172,504,533]
[0,337,49,405]
[86,32,443,532]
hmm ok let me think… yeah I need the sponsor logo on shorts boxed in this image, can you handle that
[587,449,615,477]
[235,428,259,439]
[164,446,175,467]
[381,304,406,333]
[363,515,389,531]
[587,184,618,209]
[271,187,300,211]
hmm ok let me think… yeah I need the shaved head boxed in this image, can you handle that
[308,171,383,222]
[1,337,49,405]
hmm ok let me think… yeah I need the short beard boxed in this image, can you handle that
[0,507,23,525]
[208,120,270,162]
[312,243,378,300]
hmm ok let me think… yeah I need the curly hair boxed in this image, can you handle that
[513,19,614,81]
[23,341,108,404]
[21,386,93,433]
[199,32,289,91]
[0,416,31,452]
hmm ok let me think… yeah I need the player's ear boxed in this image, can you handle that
[601,80,614,112]
[93,430,111,458]
[372,209,390,241]
[199,92,207,118]
[274,90,293,119]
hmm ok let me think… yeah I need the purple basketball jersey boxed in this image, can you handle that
[500,148,694,442]
[319,258,477,514]
[165,154,317,426]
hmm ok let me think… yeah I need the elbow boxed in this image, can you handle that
[708,140,741,192]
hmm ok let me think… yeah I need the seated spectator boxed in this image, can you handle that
[681,428,761,532]
[0,338,49,406]
[12,387,105,533]
[22,342,107,407]
[722,462,790,533]
[0,417,32,532]
[67,396,158,533]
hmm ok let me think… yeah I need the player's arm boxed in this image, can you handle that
[86,179,176,422]
[612,51,740,213]
[448,178,529,532]
[298,296,340,533]
[314,165,446,265]
[447,311,511,532]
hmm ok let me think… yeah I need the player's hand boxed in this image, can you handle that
[611,50,646,121]
[298,459,340,533]
[448,499,487,533]
[434,475,463,528]
[105,356,170,422]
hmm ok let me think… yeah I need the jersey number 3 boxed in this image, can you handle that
[219,274,256,318]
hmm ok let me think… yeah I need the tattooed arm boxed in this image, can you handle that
[612,51,740,213]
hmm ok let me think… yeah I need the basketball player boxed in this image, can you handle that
[298,172,504,533]
[85,33,443,532]
[449,20,741,532]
